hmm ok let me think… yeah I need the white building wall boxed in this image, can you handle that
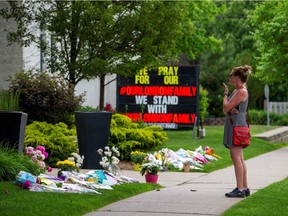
[75,76,117,110]
[0,2,23,89]
[23,43,41,71]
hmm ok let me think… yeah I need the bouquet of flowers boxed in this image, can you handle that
[131,151,146,164]
[56,152,84,173]
[140,154,160,176]
[56,159,76,171]
[97,146,120,170]
[25,145,52,173]
[67,152,84,171]
[155,148,169,167]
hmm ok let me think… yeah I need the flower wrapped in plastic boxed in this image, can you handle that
[25,145,52,173]
[14,171,37,189]
[56,159,76,179]
[67,152,84,172]
[97,146,120,170]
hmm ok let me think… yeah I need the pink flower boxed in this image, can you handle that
[38,153,45,161]
[22,180,31,189]
[26,146,34,156]
[47,166,53,172]
[43,151,49,159]
[31,155,37,162]
[36,150,43,157]
[36,145,45,153]
[25,145,50,172]
[37,160,46,169]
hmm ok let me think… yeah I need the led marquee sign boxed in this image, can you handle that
[117,66,199,129]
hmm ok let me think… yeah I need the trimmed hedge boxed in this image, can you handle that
[109,114,168,160]
[24,121,78,167]
[250,109,288,126]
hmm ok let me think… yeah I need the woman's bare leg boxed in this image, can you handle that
[230,146,245,189]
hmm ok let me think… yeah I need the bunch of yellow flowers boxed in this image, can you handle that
[56,159,76,171]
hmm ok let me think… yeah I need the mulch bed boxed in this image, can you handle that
[118,160,134,170]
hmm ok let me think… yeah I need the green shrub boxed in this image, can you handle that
[23,114,168,166]
[0,143,40,181]
[109,114,168,160]
[250,109,288,126]
[199,85,209,121]
[24,121,78,167]
[276,113,288,125]
[8,70,84,124]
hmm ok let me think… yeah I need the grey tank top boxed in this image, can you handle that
[229,92,248,127]
[223,91,249,148]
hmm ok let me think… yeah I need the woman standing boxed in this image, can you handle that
[222,65,252,198]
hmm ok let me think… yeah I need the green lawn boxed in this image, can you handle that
[0,125,287,216]
[0,182,161,216]
[222,178,288,216]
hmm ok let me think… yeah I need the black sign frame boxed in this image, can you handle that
[117,66,199,129]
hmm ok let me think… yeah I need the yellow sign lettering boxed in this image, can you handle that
[164,76,178,85]
[139,68,148,75]
[158,66,179,76]
[135,75,150,84]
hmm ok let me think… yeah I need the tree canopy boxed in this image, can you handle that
[200,1,260,116]
[0,0,221,108]
[250,1,288,84]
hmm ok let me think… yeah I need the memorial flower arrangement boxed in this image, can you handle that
[67,152,84,171]
[25,145,52,173]
[97,146,120,170]
[131,151,146,164]
[56,152,84,173]
[56,159,76,171]
[140,154,160,176]
[155,148,169,166]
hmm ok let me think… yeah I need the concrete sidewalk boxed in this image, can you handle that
[84,146,288,216]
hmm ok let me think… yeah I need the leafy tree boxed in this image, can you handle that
[250,1,288,84]
[0,1,221,109]
[200,1,262,116]
[249,1,288,102]
[199,85,209,129]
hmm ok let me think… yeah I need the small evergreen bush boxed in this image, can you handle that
[24,121,78,167]
[109,114,168,160]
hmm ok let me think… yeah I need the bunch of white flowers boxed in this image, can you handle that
[68,152,84,170]
[156,148,170,166]
[97,146,120,169]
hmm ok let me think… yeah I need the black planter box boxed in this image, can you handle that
[75,111,112,169]
[0,111,28,153]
